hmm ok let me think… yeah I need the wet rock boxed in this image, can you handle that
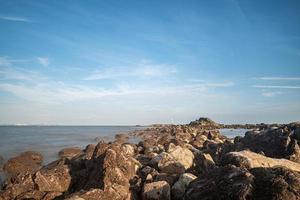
[3,151,43,175]
[158,145,194,174]
[34,160,71,192]
[222,150,300,172]
[185,165,254,200]
[143,181,170,200]
[59,147,83,159]
[171,173,197,200]
[251,167,300,200]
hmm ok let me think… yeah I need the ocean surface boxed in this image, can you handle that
[0,126,146,164]
[0,126,250,165]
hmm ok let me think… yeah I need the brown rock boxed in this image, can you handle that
[251,167,300,200]
[143,181,171,200]
[171,173,197,200]
[0,173,35,200]
[34,160,71,192]
[59,147,83,159]
[185,165,254,200]
[222,150,300,172]
[158,145,194,174]
[3,151,43,175]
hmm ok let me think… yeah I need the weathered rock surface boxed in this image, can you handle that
[59,147,83,159]
[185,165,254,200]
[251,167,300,200]
[143,181,170,200]
[235,124,300,163]
[158,145,194,174]
[34,160,71,192]
[3,151,43,175]
[222,150,300,172]
[171,173,197,200]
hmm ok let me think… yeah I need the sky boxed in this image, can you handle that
[0,0,300,125]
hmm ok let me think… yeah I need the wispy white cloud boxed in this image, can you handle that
[258,77,300,81]
[84,61,177,80]
[0,16,30,22]
[0,80,234,104]
[261,91,282,97]
[0,57,11,66]
[36,57,49,67]
[253,85,300,89]
[0,67,47,81]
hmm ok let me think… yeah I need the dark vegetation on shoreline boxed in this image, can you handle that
[0,117,300,200]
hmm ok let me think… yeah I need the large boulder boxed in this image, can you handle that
[236,125,300,162]
[0,173,35,200]
[191,152,215,176]
[171,173,197,200]
[143,181,170,200]
[59,147,83,159]
[158,145,194,174]
[34,160,72,192]
[3,151,43,175]
[251,167,300,200]
[222,150,300,172]
[185,165,254,200]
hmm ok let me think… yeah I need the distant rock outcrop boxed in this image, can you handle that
[189,117,220,128]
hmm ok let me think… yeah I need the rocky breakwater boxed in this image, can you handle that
[0,118,300,200]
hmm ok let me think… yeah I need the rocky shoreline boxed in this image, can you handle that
[1,118,300,200]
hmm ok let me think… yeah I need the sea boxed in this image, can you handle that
[0,126,250,164]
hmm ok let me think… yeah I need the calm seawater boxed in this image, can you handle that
[0,126,249,165]
[219,128,250,138]
[0,126,145,164]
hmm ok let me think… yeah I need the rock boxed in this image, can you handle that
[251,167,300,200]
[3,151,43,175]
[154,173,178,186]
[34,160,71,192]
[191,152,215,176]
[59,147,83,159]
[236,126,300,162]
[222,150,300,172]
[158,145,194,174]
[294,127,300,141]
[189,117,220,128]
[0,173,35,200]
[121,143,135,157]
[143,181,170,200]
[171,173,197,200]
[83,144,96,160]
[185,165,254,200]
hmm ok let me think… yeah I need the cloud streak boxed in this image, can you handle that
[36,57,49,67]
[258,77,300,81]
[261,91,282,97]
[0,80,234,103]
[84,61,177,80]
[0,16,30,22]
[253,85,300,89]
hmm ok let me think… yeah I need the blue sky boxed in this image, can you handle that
[0,0,299,125]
